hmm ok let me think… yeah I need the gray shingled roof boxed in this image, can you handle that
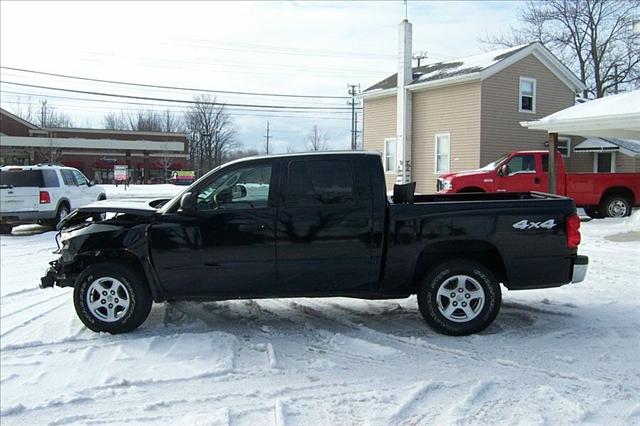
[364,43,533,92]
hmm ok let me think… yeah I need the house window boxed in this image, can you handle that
[519,77,536,113]
[594,152,616,173]
[435,133,451,173]
[383,138,397,173]
[557,136,571,157]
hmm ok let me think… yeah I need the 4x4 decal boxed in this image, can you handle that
[512,219,557,230]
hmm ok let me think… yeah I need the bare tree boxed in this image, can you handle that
[36,141,63,165]
[306,125,329,151]
[9,97,37,124]
[481,0,640,98]
[286,144,298,153]
[103,109,184,133]
[225,149,260,162]
[103,112,128,130]
[38,100,75,128]
[185,95,239,176]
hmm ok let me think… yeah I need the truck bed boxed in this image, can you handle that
[383,191,578,293]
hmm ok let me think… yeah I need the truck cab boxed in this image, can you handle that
[437,151,564,194]
[438,150,640,217]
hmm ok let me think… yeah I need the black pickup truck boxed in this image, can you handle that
[41,152,588,335]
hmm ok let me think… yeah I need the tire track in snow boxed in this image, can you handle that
[0,291,68,320]
[0,299,68,339]
[386,381,440,425]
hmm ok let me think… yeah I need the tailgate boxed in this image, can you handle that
[0,169,44,213]
[0,187,39,213]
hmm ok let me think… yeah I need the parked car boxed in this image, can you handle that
[0,165,107,234]
[169,170,196,186]
[41,152,587,336]
[436,150,640,218]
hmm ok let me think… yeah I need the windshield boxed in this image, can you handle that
[478,154,510,171]
[0,170,44,188]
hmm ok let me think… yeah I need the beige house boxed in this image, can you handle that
[361,21,590,193]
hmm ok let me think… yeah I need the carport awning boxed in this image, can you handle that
[574,137,640,157]
[521,90,640,139]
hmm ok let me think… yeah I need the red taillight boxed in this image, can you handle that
[566,213,581,248]
[39,191,51,204]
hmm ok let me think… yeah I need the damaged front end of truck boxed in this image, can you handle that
[40,200,161,292]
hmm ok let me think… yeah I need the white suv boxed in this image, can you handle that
[0,165,106,234]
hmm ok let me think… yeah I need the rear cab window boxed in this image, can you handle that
[285,159,355,207]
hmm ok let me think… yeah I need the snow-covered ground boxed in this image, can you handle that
[100,184,185,200]
[1,186,639,425]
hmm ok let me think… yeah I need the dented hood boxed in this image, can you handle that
[57,199,159,230]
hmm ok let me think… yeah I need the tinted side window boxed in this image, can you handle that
[196,164,272,212]
[286,160,354,206]
[42,170,60,187]
[72,170,88,186]
[61,170,77,186]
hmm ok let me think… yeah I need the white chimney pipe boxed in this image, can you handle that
[396,19,412,184]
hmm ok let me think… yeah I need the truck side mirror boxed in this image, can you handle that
[179,192,196,214]
[498,164,509,176]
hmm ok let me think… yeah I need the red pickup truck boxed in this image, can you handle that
[436,150,640,218]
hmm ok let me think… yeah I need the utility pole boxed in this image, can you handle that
[40,99,47,127]
[413,51,428,67]
[347,84,361,150]
[264,121,271,154]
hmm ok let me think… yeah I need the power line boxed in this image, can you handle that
[0,81,362,111]
[0,66,350,100]
[0,89,354,115]
[0,98,353,121]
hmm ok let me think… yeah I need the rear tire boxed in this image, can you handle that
[46,204,70,228]
[73,262,152,334]
[584,207,604,219]
[0,224,13,235]
[417,259,501,336]
[601,195,632,218]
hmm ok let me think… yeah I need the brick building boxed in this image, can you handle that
[0,108,189,184]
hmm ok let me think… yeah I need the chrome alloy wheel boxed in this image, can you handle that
[436,275,485,323]
[86,277,131,322]
[607,200,628,217]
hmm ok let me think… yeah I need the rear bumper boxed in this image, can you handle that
[571,255,589,284]
[0,210,56,224]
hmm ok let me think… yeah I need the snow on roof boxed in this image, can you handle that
[364,43,532,92]
[413,44,530,83]
[575,138,640,157]
[539,90,639,122]
[522,90,640,139]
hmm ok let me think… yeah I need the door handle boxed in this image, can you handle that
[238,223,266,232]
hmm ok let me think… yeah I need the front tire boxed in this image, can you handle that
[601,195,632,218]
[73,262,152,334]
[417,259,501,335]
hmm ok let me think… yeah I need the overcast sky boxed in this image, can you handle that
[0,1,522,153]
